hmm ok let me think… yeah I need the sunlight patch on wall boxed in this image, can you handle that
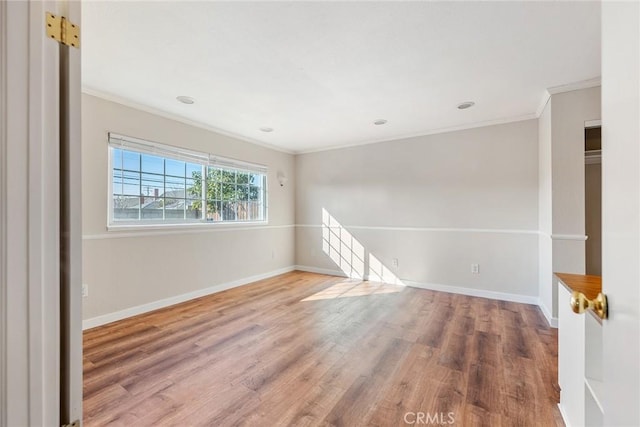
[322,208,365,279]
[321,208,404,286]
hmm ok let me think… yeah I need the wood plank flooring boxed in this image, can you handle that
[83,271,562,426]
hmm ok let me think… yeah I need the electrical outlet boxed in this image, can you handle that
[471,264,480,274]
[271,249,275,259]
[82,284,89,297]
[392,258,399,268]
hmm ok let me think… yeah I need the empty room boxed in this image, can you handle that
[2,1,639,427]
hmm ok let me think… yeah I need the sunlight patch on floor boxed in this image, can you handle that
[301,279,405,302]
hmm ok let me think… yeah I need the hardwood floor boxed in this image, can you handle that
[83,271,562,426]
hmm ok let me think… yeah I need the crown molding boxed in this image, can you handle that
[85,76,601,156]
[297,112,539,155]
[546,77,601,95]
[81,86,296,155]
[536,90,551,117]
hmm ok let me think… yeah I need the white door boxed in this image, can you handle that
[0,1,82,425]
[601,2,640,426]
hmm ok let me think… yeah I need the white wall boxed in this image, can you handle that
[538,86,601,322]
[538,99,554,321]
[82,94,296,323]
[550,87,601,276]
[295,119,540,301]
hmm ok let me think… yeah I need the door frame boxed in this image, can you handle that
[0,0,7,423]
[1,1,82,425]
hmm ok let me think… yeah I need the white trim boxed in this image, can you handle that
[294,265,348,278]
[536,90,551,117]
[547,77,601,95]
[297,113,538,155]
[552,234,588,241]
[0,0,7,422]
[86,79,601,156]
[558,404,571,427]
[83,225,589,241]
[585,119,602,129]
[294,265,540,305]
[538,298,559,328]
[297,223,540,235]
[83,223,294,240]
[402,280,540,305]
[86,78,602,157]
[82,87,295,155]
[82,266,296,330]
[109,132,269,173]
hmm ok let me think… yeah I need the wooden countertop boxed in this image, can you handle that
[555,273,602,301]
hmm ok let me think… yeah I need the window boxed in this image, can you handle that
[109,133,267,226]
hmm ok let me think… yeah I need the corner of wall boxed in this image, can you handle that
[538,296,558,328]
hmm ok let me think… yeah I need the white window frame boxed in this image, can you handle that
[107,133,268,230]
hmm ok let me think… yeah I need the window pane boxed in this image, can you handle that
[186,163,201,179]
[110,146,266,225]
[207,200,221,221]
[250,173,262,186]
[237,172,249,185]
[122,170,141,196]
[113,196,140,220]
[165,158,185,177]
[186,178,201,200]
[141,197,163,219]
[123,151,140,171]
[221,170,235,183]
[141,154,164,174]
[249,201,264,221]
[164,198,185,220]
[112,148,123,170]
[165,175,185,196]
[236,201,248,221]
[221,201,236,221]
[222,183,235,201]
[186,200,201,220]
[249,185,261,201]
[237,184,249,201]
[141,173,163,198]
[112,169,123,195]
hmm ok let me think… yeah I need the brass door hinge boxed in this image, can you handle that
[62,420,80,427]
[46,12,80,48]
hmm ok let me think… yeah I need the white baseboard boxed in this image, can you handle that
[557,403,571,427]
[295,264,540,306]
[538,298,558,328]
[294,265,348,278]
[402,279,540,305]
[82,266,296,330]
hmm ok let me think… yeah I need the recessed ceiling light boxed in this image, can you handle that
[176,96,195,105]
[373,119,387,125]
[260,127,274,133]
[457,101,475,110]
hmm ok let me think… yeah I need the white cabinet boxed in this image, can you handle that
[558,283,585,426]
[557,275,604,427]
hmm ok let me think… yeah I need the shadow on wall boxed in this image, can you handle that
[321,208,404,285]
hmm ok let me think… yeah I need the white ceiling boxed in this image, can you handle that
[82,1,601,153]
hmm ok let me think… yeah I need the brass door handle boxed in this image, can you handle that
[570,291,608,319]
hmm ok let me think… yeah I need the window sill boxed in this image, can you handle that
[107,221,269,233]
